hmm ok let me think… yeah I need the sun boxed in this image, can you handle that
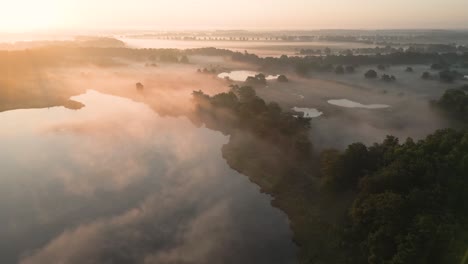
[0,0,70,32]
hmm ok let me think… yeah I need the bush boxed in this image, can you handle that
[277,75,289,82]
[245,73,267,85]
[381,74,396,82]
[365,69,378,79]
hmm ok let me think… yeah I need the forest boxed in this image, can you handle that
[190,86,468,264]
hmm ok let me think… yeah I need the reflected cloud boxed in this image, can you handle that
[20,186,231,264]
[1,90,296,264]
[33,90,227,195]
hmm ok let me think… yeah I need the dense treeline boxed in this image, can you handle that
[320,130,468,263]
[191,85,312,158]
[185,47,234,56]
[5,44,468,72]
[190,87,468,264]
[229,51,468,76]
[193,48,468,78]
[2,44,467,76]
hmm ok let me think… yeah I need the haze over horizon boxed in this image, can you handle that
[2,0,468,263]
[2,0,468,33]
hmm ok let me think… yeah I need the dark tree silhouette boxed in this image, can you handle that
[277,75,289,82]
[245,73,267,85]
[381,74,396,82]
[364,69,378,79]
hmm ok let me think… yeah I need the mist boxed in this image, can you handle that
[1,30,467,264]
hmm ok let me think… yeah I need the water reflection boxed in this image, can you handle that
[327,99,390,109]
[0,90,297,264]
[217,71,279,82]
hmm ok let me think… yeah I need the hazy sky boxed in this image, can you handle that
[2,0,468,32]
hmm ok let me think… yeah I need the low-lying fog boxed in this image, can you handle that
[2,51,456,150]
[119,37,377,57]
[0,46,460,263]
[249,65,455,149]
[0,89,296,264]
[218,71,279,81]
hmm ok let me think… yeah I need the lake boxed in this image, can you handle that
[291,107,323,118]
[218,71,279,82]
[327,99,390,109]
[0,90,297,264]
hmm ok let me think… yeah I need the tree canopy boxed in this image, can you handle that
[436,88,468,123]
[192,85,312,157]
[190,87,468,264]
[245,73,267,85]
[320,129,468,263]
[365,69,378,79]
[277,74,289,82]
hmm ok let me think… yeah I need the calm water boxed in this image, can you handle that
[0,90,297,264]
[291,107,323,118]
[328,99,390,109]
[217,71,279,82]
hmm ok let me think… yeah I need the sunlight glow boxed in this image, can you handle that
[1,0,71,32]
[1,0,467,32]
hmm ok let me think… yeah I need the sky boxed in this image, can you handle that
[1,0,468,32]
